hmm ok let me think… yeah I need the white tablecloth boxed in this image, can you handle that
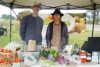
[20,63,100,67]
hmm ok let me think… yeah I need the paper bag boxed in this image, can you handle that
[28,40,36,51]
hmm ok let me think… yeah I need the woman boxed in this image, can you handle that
[46,9,69,50]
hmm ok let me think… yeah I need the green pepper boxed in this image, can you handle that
[50,49,55,56]
[54,51,59,58]
[50,49,59,58]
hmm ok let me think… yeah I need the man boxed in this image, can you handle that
[20,2,43,51]
[46,9,69,50]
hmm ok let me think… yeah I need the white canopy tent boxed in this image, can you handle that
[0,0,100,42]
[0,0,100,9]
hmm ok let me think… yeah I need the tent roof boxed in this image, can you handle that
[0,0,100,10]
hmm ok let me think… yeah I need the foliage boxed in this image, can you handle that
[0,20,20,47]
[69,13,86,18]
[65,21,70,26]
[17,10,31,21]
[1,14,15,20]
[86,10,100,24]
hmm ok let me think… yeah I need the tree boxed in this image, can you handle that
[17,10,31,21]
[1,14,15,20]
[8,15,15,20]
[86,10,100,25]
[2,14,8,19]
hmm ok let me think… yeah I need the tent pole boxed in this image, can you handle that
[92,9,95,37]
[9,2,13,42]
[92,3,96,37]
[10,8,12,42]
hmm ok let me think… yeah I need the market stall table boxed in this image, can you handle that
[20,63,100,67]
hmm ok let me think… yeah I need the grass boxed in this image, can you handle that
[0,20,21,47]
[0,20,100,48]
[69,30,92,47]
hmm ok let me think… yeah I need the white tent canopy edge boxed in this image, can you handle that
[0,0,100,10]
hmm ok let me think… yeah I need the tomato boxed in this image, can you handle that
[9,50,12,53]
[15,58,22,63]
[3,49,7,53]
[0,58,5,63]
[0,49,4,52]
[0,48,2,52]
[0,59,2,63]
[6,50,12,53]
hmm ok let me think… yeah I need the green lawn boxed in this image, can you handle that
[0,20,21,47]
[0,20,100,48]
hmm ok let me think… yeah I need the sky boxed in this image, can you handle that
[0,5,26,17]
[0,5,87,17]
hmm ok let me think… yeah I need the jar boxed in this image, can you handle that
[86,53,91,62]
[79,50,87,63]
